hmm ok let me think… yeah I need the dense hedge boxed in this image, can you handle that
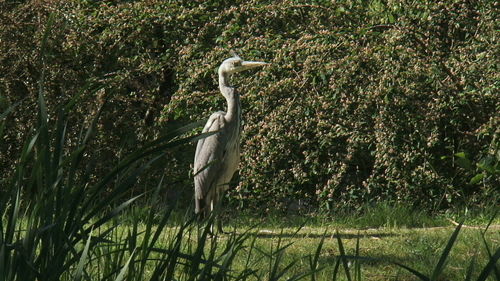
[1,0,498,212]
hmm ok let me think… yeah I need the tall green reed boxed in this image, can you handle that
[0,81,217,280]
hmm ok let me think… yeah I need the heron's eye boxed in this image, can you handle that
[233,61,241,67]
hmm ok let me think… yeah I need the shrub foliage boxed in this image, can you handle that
[1,0,498,211]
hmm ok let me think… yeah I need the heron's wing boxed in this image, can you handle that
[194,112,228,199]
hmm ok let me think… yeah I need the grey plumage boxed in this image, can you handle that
[194,55,267,219]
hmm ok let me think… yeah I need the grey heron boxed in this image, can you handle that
[193,54,267,227]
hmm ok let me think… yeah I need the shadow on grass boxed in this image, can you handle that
[250,231,397,240]
[320,251,418,266]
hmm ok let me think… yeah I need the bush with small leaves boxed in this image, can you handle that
[1,0,498,212]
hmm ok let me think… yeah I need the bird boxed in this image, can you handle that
[193,54,267,228]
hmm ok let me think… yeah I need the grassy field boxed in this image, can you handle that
[111,205,499,281]
[2,202,499,281]
[222,223,500,280]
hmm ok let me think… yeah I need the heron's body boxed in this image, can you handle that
[194,55,266,219]
[194,108,241,215]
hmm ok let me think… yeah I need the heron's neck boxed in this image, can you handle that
[219,72,240,122]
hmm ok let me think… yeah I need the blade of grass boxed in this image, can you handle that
[309,230,326,281]
[476,248,500,281]
[335,231,352,281]
[4,188,21,255]
[479,232,500,280]
[81,153,164,230]
[74,229,93,281]
[464,255,475,281]
[431,221,462,280]
[137,176,167,279]
[114,249,136,281]
[149,223,184,281]
[85,194,143,236]
[354,232,361,281]
[187,216,213,281]
[214,231,252,280]
[478,209,500,279]
[20,132,39,164]
[481,209,497,237]
[331,257,341,281]
[0,241,5,281]
[0,99,23,121]
[268,229,296,281]
[80,130,216,222]
[340,255,430,281]
[0,121,4,141]
[145,119,206,148]
[39,13,55,63]
[1,188,21,281]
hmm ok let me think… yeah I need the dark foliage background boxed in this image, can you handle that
[1,0,498,213]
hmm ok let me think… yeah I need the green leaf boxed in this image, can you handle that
[477,156,498,174]
[387,13,395,23]
[470,173,485,184]
[454,152,473,170]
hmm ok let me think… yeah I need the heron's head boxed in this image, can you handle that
[218,55,268,75]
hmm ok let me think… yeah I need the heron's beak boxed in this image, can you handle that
[239,61,268,71]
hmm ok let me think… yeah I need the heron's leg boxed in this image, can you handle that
[210,191,221,234]
[208,204,215,236]
[195,197,206,222]
[214,184,231,234]
[203,190,216,235]
[216,219,226,234]
[216,200,225,233]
